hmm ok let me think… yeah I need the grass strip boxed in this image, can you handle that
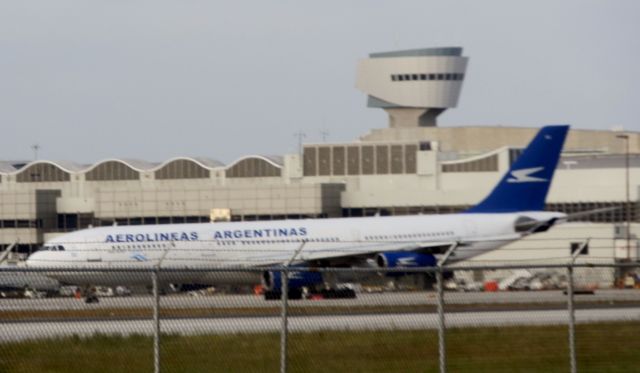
[0,321,638,372]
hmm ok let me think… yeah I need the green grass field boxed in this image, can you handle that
[1,322,638,373]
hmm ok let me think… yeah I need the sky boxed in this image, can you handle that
[0,1,638,164]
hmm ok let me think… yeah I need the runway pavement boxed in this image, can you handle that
[2,289,639,311]
[2,290,639,342]
[1,307,639,342]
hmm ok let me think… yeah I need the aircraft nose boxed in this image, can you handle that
[26,250,48,267]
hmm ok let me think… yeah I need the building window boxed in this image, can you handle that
[303,148,317,176]
[318,147,331,176]
[404,145,417,174]
[362,146,374,175]
[332,147,345,176]
[391,145,404,174]
[375,145,389,174]
[390,73,464,82]
[347,147,360,175]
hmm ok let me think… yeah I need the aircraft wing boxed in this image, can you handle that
[254,234,520,268]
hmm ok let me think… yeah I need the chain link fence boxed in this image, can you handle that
[1,262,639,372]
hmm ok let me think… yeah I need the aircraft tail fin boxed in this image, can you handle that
[466,125,569,213]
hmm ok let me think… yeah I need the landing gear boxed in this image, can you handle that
[320,287,356,299]
[83,286,99,304]
[264,288,303,300]
[263,286,356,300]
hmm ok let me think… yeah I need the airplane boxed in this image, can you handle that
[26,125,570,300]
[0,244,60,298]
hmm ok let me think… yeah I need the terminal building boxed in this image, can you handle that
[1,47,638,280]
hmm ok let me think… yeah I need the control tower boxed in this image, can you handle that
[356,47,468,128]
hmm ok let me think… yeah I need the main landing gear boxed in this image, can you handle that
[263,286,356,300]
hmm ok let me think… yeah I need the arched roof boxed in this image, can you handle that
[156,157,224,170]
[82,158,156,173]
[0,162,17,173]
[9,160,84,174]
[0,156,279,177]
[225,155,283,170]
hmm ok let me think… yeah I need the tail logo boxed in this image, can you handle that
[397,257,418,266]
[507,167,547,183]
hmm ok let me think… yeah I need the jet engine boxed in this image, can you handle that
[262,269,323,291]
[375,252,437,277]
[376,252,437,269]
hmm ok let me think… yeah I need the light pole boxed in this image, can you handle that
[31,144,40,160]
[616,134,630,260]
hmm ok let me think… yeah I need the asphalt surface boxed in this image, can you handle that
[1,290,639,342]
[2,289,639,311]
[1,307,639,342]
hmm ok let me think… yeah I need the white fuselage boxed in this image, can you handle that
[26,211,564,286]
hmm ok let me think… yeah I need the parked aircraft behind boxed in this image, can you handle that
[27,125,570,299]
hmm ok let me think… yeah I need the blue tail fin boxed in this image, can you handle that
[466,125,569,213]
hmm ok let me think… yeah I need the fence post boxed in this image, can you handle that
[436,242,459,373]
[436,267,446,373]
[280,268,289,373]
[567,238,588,373]
[567,264,576,373]
[152,268,161,373]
